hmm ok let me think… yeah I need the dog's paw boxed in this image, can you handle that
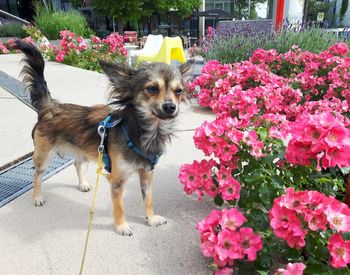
[114,223,133,236]
[33,197,45,207]
[79,184,92,192]
[146,215,167,227]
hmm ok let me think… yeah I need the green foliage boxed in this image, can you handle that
[232,0,266,20]
[203,28,341,64]
[0,22,27,38]
[34,3,92,40]
[91,0,201,22]
[306,0,331,22]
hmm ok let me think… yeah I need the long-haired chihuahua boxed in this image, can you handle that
[15,40,193,236]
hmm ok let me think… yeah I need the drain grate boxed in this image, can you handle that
[0,71,33,110]
[0,71,74,207]
[0,155,74,207]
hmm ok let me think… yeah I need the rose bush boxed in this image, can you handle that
[2,26,127,72]
[36,28,127,72]
[180,43,350,273]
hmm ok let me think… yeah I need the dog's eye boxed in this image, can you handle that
[147,86,159,94]
[174,88,183,95]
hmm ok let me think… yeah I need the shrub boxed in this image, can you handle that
[34,4,92,40]
[180,43,350,273]
[23,26,127,72]
[202,25,342,64]
[0,22,27,38]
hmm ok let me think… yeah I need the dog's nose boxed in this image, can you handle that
[162,103,177,114]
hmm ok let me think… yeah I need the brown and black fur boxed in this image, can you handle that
[15,40,194,236]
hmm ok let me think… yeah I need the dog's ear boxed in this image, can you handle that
[99,60,136,83]
[99,60,138,105]
[179,59,195,81]
[179,59,195,102]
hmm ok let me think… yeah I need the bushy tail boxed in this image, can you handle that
[15,40,56,111]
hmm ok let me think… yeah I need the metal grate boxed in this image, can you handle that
[0,71,74,207]
[0,155,74,207]
[0,71,33,110]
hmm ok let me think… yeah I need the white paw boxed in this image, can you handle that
[114,223,133,236]
[33,197,45,207]
[146,215,167,227]
[79,184,92,192]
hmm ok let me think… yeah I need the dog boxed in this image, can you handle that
[15,40,194,236]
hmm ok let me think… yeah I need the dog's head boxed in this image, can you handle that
[100,60,194,120]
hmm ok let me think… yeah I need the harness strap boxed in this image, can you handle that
[121,122,160,170]
[97,115,161,172]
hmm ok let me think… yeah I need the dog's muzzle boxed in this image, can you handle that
[162,103,177,115]
[153,103,178,120]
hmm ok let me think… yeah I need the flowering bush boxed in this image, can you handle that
[0,35,35,54]
[180,43,350,273]
[1,26,127,72]
[270,188,350,269]
[198,209,262,268]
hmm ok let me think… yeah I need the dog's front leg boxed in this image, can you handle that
[109,178,133,236]
[138,168,167,227]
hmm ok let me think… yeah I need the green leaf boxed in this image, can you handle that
[305,263,326,274]
[259,183,274,208]
[256,252,272,268]
[214,195,224,206]
[257,127,268,141]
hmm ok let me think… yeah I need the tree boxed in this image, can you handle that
[232,0,266,20]
[305,0,332,22]
[91,0,201,23]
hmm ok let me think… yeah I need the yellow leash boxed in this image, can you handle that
[79,151,104,275]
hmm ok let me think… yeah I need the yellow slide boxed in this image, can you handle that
[137,36,186,64]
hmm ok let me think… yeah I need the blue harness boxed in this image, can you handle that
[97,115,161,172]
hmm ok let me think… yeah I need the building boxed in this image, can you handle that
[1,0,307,40]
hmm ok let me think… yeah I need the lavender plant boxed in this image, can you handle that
[202,22,342,64]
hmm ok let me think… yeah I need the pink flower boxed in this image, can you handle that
[179,159,217,199]
[327,42,349,56]
[22,36,35,45]
[325,199,350,233]
[196,209,260,268]
[238,227,263,261]
[328,234,350,268]
[55,51,65,62]
[269,199,307,250]
[275,262,306,275]
[216,229,242,261]
[219,208,247,231]
[0,41,9,54]
[218,178,240,201]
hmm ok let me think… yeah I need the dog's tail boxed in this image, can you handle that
[15,40,56,111]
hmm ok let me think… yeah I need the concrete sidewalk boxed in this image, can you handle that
[0,54,215,274]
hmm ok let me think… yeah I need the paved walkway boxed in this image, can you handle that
[0,54,214,274]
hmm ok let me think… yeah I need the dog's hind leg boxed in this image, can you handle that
[32,135,53,206]
[138,168,167,227]
[74,160,92,192]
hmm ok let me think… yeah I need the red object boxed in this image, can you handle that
[123,31,138,43]
[275,0,285,31]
